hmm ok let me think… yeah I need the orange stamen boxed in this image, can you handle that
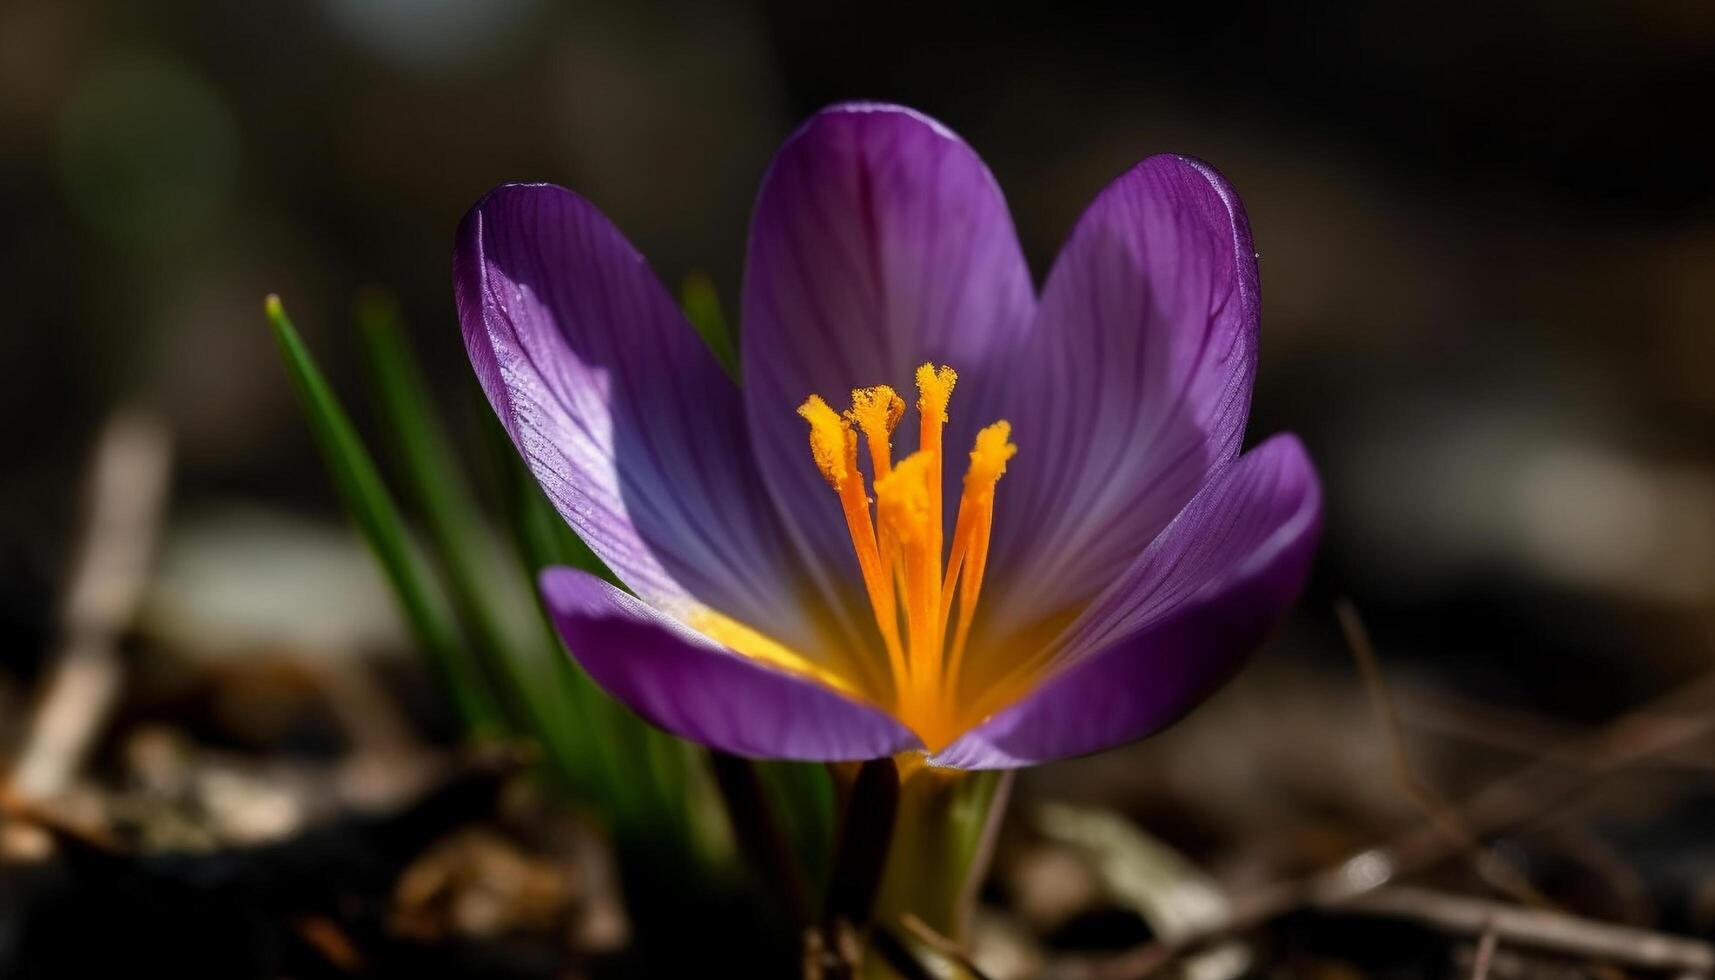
[798,365,1013,750]
[797,395,907,689]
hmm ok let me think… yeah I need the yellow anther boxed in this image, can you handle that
[846,384,905,435]
[914,364,956,423]
[874,451,934,545]
[965,421,1017,492]
[846,385,905,479]
[797,394,854,488]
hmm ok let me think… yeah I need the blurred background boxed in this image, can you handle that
[4,1,1715,977]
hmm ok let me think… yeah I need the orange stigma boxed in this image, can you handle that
[797,365,1016,749]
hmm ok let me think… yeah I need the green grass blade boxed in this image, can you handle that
[457,328,729,871]
[264,294,504,736]
[510,457,666,822]
[755,760,837,901]
[354,291,614,788]
[485,415,718,846]
[467,412,640,804]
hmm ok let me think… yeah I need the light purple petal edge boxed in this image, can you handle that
[455,182,811,646]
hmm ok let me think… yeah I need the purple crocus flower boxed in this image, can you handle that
[454,103,1321,769]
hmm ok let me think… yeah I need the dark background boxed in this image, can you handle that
[5,0,1715,741]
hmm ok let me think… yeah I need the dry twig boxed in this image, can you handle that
[1470,920,1500,980]
[900,912,997,980]
[1337,599,1551,908]
[7,411,172,800]
[1399,688,1715,775]
[1057,611,1715,980]
[1341,886,1713,974]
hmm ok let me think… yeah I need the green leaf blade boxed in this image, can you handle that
[265,294,504,736]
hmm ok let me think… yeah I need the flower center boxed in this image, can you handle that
[798,364,1016,750]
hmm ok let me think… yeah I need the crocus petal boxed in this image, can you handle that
[457,183,809,646]
[987,155,1260,629]
[541,567,920,761]
[932,434,1320,770]
[741,103,1035,633]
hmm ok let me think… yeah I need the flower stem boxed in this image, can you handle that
[873,758,1011,942]
[816,756,1011,976]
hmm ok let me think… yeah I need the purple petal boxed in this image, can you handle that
[541,567,919,760]
[932,434,1320,770]
[741,103,1035,632]
[986,155,1260,630]
[456,183,809,645]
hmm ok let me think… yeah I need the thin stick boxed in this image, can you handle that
[7,411,172,800]
[1337,599,1550,908]
[1339,886,1714,974]
[1399,688,1715,775]
[1470,921,1499,980]
[1064,659,1715,980]
[870,926,938,980]
[900,912,998,980]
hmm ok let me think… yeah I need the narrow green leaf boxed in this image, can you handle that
[681,270,738,382]
[355,290,614,792]
[463,415,640,815]
[488,415,716,846]
[755,760,837,899]
[264,294,504,736]
[461,331,723,867]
